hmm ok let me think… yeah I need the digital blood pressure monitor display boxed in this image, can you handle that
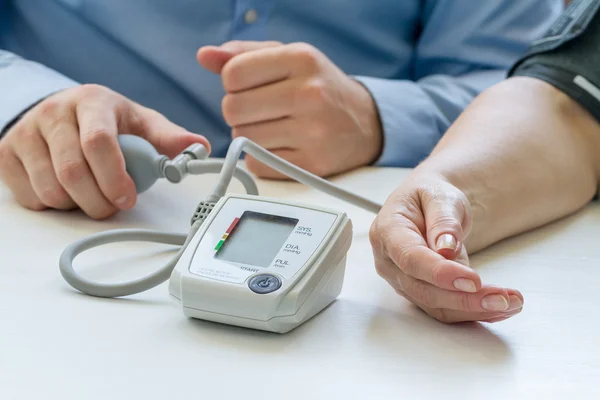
[188,196,339,287]
[214,211,299,268]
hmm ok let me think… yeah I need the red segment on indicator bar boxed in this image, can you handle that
[226,217,240,234]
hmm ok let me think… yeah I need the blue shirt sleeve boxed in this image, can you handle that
[355,0,565,167]
[0,51,78,135]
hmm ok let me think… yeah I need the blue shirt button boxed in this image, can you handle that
[244,9,258,24]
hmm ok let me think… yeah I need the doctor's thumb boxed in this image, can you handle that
[132,109,211,160]
[197,41,283,74]
[420,186,472,260]
[154,129,212,161]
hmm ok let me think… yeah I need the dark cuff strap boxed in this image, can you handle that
[512,63,600,124]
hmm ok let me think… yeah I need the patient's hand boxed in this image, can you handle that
[369,173,523,323]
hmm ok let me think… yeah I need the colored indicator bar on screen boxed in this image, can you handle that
[214,217,240,250]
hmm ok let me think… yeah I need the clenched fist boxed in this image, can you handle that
[197,41,383,178]
[369,173,524,324]
[0,84,210,219]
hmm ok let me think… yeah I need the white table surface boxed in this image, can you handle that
[1,166,599,399]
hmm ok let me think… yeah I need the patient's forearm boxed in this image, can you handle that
[417,77,600,253]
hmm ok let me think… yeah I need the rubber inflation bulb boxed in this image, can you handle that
[117,134,168,193]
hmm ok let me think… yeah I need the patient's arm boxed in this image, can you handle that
[418,76,600,253]
[368,76,600,323]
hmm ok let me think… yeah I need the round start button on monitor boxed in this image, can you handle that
[248,274,282,294]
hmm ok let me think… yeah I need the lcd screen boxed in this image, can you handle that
[215,211,299,267]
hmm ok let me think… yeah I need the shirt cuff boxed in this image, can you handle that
[353,75,445,168]
[0,54,79,136]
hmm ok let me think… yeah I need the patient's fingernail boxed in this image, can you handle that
[116,196,129,206]
[481,295,509,311]
[436,234,457,252]
[453,278,477,293]
[507,295,523,311]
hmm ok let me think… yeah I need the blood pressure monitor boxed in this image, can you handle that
[170,194,352,333]
[59,135,379,333]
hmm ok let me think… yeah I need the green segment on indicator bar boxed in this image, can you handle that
[215,240,225,251]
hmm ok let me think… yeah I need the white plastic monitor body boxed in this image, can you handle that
[169,194,352,333]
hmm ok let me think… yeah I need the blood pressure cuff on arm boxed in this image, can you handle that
[509,0,600,124]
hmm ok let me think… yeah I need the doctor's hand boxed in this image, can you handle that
[369,173,524,323]
[0,84,210,219]
[197,40,382,178]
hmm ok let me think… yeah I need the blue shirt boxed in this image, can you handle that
[0,0,563,166]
